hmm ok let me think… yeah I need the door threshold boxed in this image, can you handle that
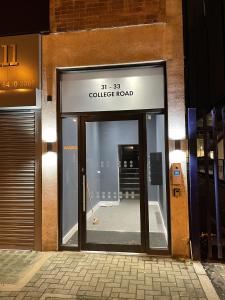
[81,250,147,256]
[80,250,171,257]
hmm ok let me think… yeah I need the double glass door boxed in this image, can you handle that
[61,112,169,253]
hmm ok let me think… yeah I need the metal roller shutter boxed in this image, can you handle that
[0,110,41,250]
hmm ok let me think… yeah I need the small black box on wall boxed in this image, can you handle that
[150,152,163,185]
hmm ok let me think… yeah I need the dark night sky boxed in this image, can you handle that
[0,1,49,36]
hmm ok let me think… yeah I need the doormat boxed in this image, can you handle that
[0,250,52,291]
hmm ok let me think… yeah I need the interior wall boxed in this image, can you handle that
[99,121,139,201]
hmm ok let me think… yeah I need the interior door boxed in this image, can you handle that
[80,114,146,252]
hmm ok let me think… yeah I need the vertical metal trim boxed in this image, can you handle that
[203,112,212,258]
[212,109,223,259]
[220,0,225,85]
[57,69,63,250]
[77,115,82,251]
[83,175,86,212]
[222,107,225,182]
[202,0,206,17]
[188,108,200,260]
[139,113,148,251]
[163,62,172,254]
[80,116,87,249]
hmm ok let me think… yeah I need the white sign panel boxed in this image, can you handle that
[61,66,165,113]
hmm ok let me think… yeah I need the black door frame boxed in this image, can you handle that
[80,112,146,253]
[59,110,171,255]
[57,61,170,255]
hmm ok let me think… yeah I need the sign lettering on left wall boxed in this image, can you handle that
[0,34,40,107]
[0,44,19,67]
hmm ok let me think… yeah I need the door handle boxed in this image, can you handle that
[83,174,86,212]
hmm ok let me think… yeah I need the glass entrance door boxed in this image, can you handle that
[81,114,145,251]
[60,112,170,253]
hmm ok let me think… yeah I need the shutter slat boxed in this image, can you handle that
[0,111,36,249]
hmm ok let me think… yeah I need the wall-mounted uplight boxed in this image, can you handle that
[175,140,181,151]
[47,142,54,152]
[47,95,52,102]
[42,127,57,167]
[42,143,57,167]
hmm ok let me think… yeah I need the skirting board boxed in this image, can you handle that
[62,200,120,244]
[149,201,168,242]
[62,223,78,245]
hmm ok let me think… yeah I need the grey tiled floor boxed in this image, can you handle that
[0,251,210,299]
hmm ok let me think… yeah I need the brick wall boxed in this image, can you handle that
[50,0,166,32]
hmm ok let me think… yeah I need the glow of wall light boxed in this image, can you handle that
[210,151,214,159]
[42,152,57,167]
[169,149,186,164]
[169,127,186,140]
[16,89,32,93]
[42,128,57,143]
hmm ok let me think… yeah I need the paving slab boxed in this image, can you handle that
[0,251,219,299]
[0,250,51,292]
[203,262,225,300]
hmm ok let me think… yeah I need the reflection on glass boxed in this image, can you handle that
[85,120,141,245]
[146,113,168,249]
[62,117,79,246]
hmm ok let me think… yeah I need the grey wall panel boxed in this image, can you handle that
[99,120,139,200]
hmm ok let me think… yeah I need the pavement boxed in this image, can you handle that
[203,263,225,300]
[0,250,221,300]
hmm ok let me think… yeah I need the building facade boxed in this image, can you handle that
[0,0,189,257]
